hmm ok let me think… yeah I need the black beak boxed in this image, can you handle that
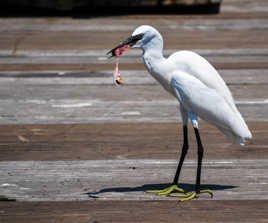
[107,33,144,57]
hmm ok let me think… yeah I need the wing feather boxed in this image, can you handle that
[171,72,251,145]
[169,51,251,143]
[170,51,235,110]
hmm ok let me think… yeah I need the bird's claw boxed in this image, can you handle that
[169,189,213,202]
[147,184,213,202]
[146,185,185,195]
[199,189,214,198]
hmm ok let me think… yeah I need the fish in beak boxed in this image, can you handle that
[113,59,123,86]
[107,33,143,86]
[107,33,144,57]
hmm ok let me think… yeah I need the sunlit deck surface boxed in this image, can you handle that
[0,0,268,222]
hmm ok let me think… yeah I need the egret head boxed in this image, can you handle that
[131,25,162,49]
[107,25,163,57]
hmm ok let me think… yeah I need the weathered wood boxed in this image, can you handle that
[1,30,267,51]
[0,19,268,32]
[0,69,267,85]
[0,54,267,65]
[0,98,266,124]
[0,68,267,124]
[0,2,267,222]
[0,122,267,161]
[0,159,267,201]
[1,62,268,71]
[1,200,268,223]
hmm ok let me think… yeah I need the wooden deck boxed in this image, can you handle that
[0,0,268,222]
[1,200,268,223]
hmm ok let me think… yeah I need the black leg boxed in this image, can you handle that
[146,125,188,195]
[172,125,189,185]
[193,127,204,194]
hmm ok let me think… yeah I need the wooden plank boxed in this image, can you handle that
[1,48,267,57]
[1,200,268,223]
[0,159,267,201]
[1,62,268,71]
[1,19,268,32]
[0,3,267,222]
[1,29,268,51]
[0,69,267,85]
[0,69,266,125]
[0,98,266,124]
[0,54,267,65]
[0,122,267,161]
[0,71,267,100]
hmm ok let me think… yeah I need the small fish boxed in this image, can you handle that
[111,45,131,86]
[113,58,123,86]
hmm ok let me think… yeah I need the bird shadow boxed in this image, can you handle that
[86,183,237,199]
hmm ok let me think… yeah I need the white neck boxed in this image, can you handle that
[142,34,165,70]
[141,36,173,92]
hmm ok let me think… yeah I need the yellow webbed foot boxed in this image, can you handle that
[146,185,185,195]
[170,189,213,202]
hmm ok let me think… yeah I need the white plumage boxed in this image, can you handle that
[108,24,252,200]
[131,25,252,145]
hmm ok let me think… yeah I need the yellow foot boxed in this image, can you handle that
[146,185,185,195]
[170,189,213,202]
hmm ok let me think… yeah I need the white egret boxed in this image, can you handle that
[107,25,252,201]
